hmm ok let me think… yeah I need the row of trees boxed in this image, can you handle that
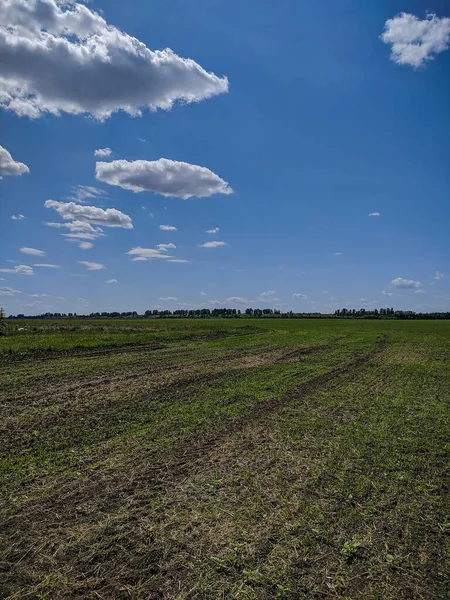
[4,307,450,320]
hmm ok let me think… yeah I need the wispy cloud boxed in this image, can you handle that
[332,252,343,256]
[0,265,34,275]
[160,296,178,301]
[435,271,444,280]
[45,200,133,229]
[382,290,393,297]
[159,224,177,231]
[106,279,118,284]
[293,293,308,299]
[199,241,227,248]
[11,214,25,221]
[260,290,276,297]
[0,286,22,296]
[226,297,247,304]
[34,264,62,268]
[68,185,106,203]
[78,261,106,271]
[206,227,220,234]
[20,247,45,257]
[127,247,172,261]
[368,212,380,217]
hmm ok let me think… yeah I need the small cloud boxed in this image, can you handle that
[127,247,172,261]
[0,264,34,275]
[293,293,308,299]
[77,297,89,307]
[391,277,421,289]
[33,263,62,268]
[226,296,247,304]
[260,290,276,297]
[382,290,393,297]
[11,214,25,221]
[0,286,22,296]
[156,243,176,251]
[141,206,154,217]
[29,293,51,298]
[79,241,94,249]
[435,271,444,280]
[200,292,207,296]
[20,247,45,256]
[159,224,177,231]
[159,296,178,300]
[414,289,425,294]
[94,148,112,157]
[381,12,450,68]
[369,212,380,217]
[332,252,343,256]
[206,227,219,234]
[168,259,190,263]
[68,185,107,203]
[78,261,106,271]
[199,241,227,248]
[106,278,118,284]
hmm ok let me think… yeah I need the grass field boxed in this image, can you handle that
[1,318,449,599]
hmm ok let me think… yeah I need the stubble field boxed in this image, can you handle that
[0,318,449,599]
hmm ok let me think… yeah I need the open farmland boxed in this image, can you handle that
[0,318,449,599]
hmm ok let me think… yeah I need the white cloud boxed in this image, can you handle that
[68,185,106,203]
[391,277,422,289]
[0,286,21,296]
[94,148,112,158]
[159,224,177,231]
[78,261,105,271]
[20,247,45,256]
[11,214,25,220]
[0,145,29,177]
[369,212,380,217]
[382,290,393,297]
[435,271,444,280]
[106,278,118,284]
[0,264,34,275]
[156,243,176,251]
[260,290,276,297]
[77,297,89,307]
[45,200,133,228]
[79,241,93,250]
[160,296,178,301]
[332,252,343,256]
[127,247,172,261]
[0,0,228,119]
[168,259,190,263]
[293,293,308,299]
[200,292,207,296]
[29,293,50,298]
[226,297,247,304]
[381,13,450,67]
[206,227,219,234]
[414,289,425,294]
[33,263,61,268]
[199,241,227,248]
[96,158,233,199]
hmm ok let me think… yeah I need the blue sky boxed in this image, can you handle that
[1,0,449,314]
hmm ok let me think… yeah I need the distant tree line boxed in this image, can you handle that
[4,307,450,319]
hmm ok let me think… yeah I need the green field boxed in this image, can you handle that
[1,318,449,599]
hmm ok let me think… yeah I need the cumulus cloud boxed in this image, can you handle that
[293,293,308,299]
[33,263,61,268]
[199,241,227,248]
[391,277,422,289]
[206,227,219,234]
[226,297,247,304]
[260,290,276,297]
[381,13,450,67]
[96,158,233,199]
[94,148,112,158]
[160,224,177,231]
[106,278,118,284]
[45,200,133,228]
[79,241,93,250]
[156,243,176,251]
[0,145,29,177]
[435,271,444,280]
[20,247,45,256]
[11,213,25,220]
[369,212,380,217]
[0,285,21,296]
[0,264,34,275]
[78,260,105,271]
[0,0,228,119]
[382,290,393,297]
